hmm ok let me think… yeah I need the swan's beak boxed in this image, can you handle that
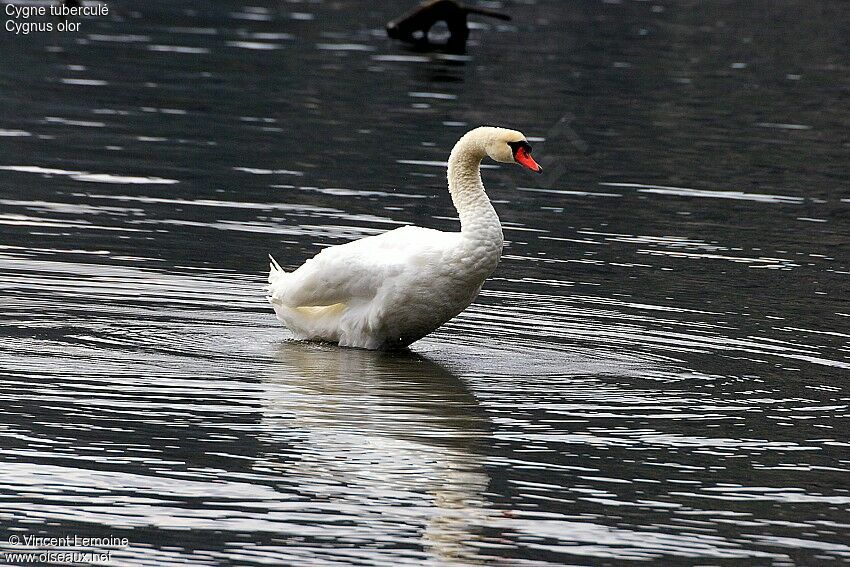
[515,146,542,173]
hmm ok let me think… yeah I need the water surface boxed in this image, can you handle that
[1,1,848,565]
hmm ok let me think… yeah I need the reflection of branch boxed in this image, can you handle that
[548,113,589,153]
[540,113,589,185]
[387,0,511,53]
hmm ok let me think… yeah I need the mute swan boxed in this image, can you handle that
[267,126,542,350]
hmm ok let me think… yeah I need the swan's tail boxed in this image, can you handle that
[267,253,347,343]
[268,254,286,286]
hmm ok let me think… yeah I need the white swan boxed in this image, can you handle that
[267,126,542,350]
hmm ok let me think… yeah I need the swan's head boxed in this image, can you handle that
[482,127,542,174]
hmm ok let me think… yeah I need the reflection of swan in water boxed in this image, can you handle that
[257,342,493,563]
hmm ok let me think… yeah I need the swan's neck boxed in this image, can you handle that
[447,134,503,246]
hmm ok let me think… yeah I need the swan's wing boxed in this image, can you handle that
[272,226,457,308]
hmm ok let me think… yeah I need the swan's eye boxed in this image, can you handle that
[507,140,532,158]
[507,140,542,173]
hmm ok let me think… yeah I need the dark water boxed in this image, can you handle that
[1,1,849,565]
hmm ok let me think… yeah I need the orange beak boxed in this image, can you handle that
[515,145,542,173]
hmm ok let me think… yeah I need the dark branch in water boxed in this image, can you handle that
[386,0,511,53]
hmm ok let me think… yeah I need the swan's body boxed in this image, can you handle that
[267,126,541,349]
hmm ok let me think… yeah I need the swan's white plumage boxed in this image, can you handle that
[268,126,536,349]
